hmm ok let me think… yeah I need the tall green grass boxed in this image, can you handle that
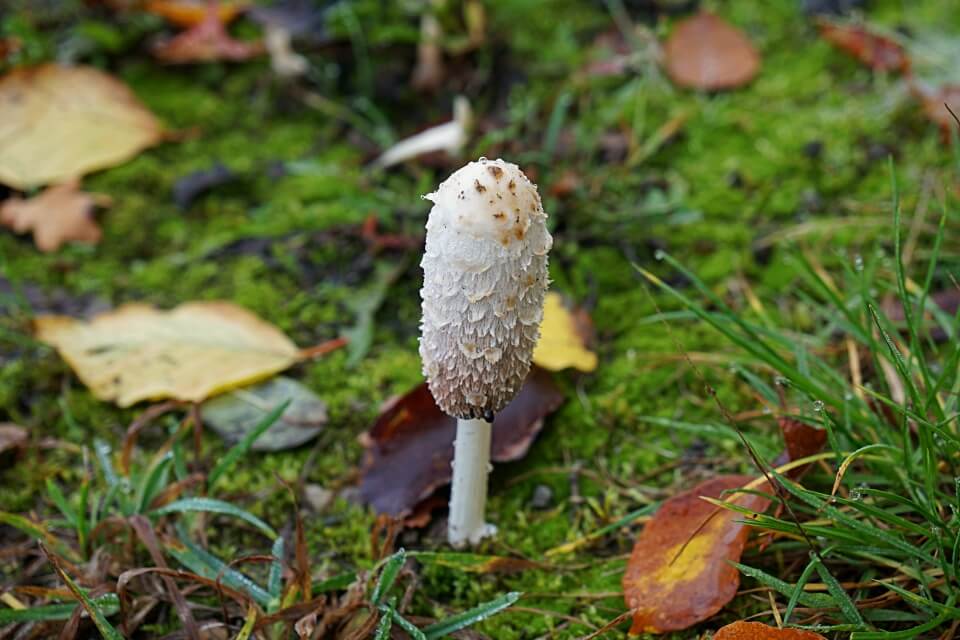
[640,170,959,637]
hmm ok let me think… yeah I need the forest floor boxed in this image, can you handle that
[2,1,959,638]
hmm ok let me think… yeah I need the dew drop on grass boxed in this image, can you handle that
[854,254,864,272]
[654,249,665,261]
[850,488,863,501]
[774,376,789,386]
[813,400,824,412]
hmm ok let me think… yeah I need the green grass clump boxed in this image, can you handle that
[642,168,959,636]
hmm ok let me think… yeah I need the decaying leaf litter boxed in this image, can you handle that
[2,1,960,639]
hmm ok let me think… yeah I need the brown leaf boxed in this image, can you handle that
[1,181,103,252]
[714,621,827,640]
[777,417,827,477]
[663,12,760,90]
[623,475,770,634]
[817,20,908,73]
[153,5,264,63]
[359,367,564,517]
[0,423,27,455]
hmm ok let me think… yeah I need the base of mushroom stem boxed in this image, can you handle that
[448,417,494,547]
[449,521,497,549]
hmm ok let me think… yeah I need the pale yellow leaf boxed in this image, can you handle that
[532,292,598,372]
[0,65,163,190]
[35,302,299,407]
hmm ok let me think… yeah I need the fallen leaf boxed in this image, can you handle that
[146,0,246,27]
[0,423,27,455]
[777,417,828,476]
[532,292,598,372]
[359,367,564,517]
[817,20,908,73]
[35,302,300,407]
[152,4,264,63]
[0,181,103,252]
[202,376,326,451]
[714,621,827,639]
[0,65,163,190]
[663,12,760,90]
[623,475,770,634]
[372,96,472,169]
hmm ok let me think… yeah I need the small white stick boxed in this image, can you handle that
[448,417,497,547]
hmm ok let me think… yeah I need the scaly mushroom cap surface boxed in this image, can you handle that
[420,158,552,419]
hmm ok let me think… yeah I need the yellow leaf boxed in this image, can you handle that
[35,302,299,407]
[0,65,163,190]
[532,292,598,372]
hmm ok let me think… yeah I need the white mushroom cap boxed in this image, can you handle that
[419,158,552,419]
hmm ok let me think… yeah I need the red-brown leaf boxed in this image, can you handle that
[152,5,264,63]
[359,367,564,518]
[777,417,827,477]
[818,21,908,73]
[663,12,760,90]
[623,475,770,634]
[715,621,827,639]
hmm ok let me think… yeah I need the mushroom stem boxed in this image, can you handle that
[448,417,497,547]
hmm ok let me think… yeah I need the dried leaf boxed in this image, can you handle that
[202,376,327,451]
[146,0,246,27]
[35,302,300,407]
[532,292,597,373]
[623,475,770,634]
[817,20,908,73]
[663,12,760,90]
[0,65,162,190]
[0,423,27,455]
[1,181,102,252]
[777,417,828,476]
[359,367,564,517]
[372,97,471,169]
[153,5,264,63]
[714,621,827,639]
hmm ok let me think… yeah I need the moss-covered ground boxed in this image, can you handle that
[2,1,959,637]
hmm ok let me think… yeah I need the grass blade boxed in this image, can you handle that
[371,549,406,605]
[152,497,277,538]
[207,399,290,490]
[423,591,521,639]
[41,544,124,640]
[0,595,119,623]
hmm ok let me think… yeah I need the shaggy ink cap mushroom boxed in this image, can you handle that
[419,157,552,547]
[419,157,552,420]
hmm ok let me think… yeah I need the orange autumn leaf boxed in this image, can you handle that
[663,12,760,91]
[623,475,770,635]
[153,4,264,63]
[1,181,103,252]
[817,20,908,73]
[146,0,246,28]
[715,621,827,640]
